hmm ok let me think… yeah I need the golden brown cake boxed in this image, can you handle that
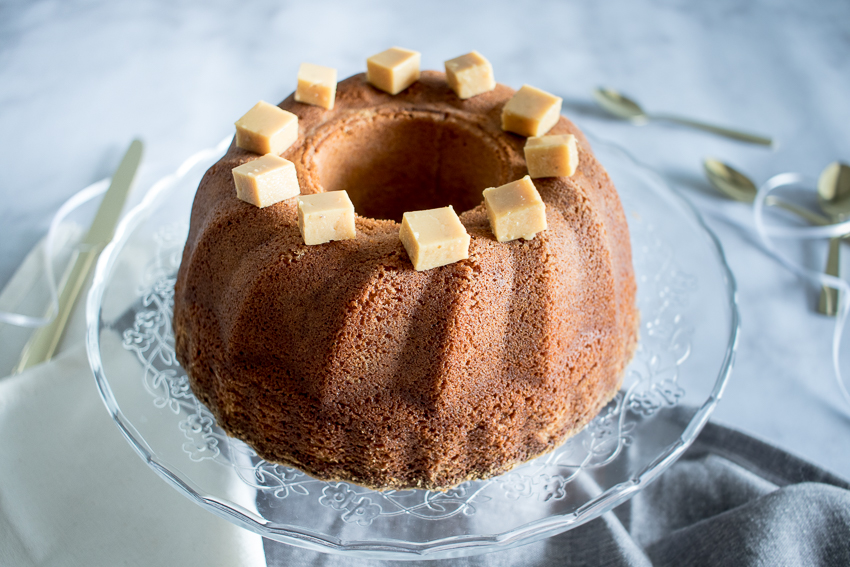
[172,70,639,491]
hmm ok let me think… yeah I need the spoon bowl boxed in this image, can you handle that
[703,158,758,203]
[817,162,850,221]
[593,88,649,123]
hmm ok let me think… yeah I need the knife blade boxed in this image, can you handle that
[14,139,143,373]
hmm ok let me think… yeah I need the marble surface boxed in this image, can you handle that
[1,0,849,562]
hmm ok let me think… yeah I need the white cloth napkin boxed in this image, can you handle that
[0,233,265,566]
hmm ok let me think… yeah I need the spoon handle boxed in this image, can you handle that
[764,198,850,240]
[766,197,828,226]
[817,238,841,316]
[654,114,774,147]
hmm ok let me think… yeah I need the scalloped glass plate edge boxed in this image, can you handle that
[86,134,739,560]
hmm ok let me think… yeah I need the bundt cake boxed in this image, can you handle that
[172,69,639,491]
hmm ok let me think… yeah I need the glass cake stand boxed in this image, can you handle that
[86,135,739,560]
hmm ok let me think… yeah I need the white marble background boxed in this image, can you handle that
[1,0,849,560]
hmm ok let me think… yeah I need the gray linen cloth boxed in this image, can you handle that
[262,414,850,566]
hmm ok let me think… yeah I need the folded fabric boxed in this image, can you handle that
[0,343,267,567]
[262,408,850,566]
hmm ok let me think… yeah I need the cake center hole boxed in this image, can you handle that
[314,113,508,222]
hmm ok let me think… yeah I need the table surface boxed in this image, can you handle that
[1,0,848,537]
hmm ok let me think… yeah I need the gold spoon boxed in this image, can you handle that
[595,88,774,147]
[816,162,850,316]
[703,158,834,226]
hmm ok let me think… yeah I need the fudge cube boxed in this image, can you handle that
[232,154,300,208]
[501,85,562,137]
[235,100,299,155]
[444,51,495,99]
[295,63,338,110]
[524,134,579,178]
[297,190,357,245]
[399,206,470,271]
[367,47,421,95]
[483,175,547,242]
